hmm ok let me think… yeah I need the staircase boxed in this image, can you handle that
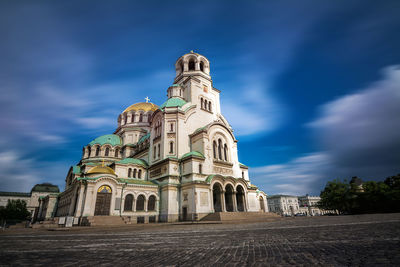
[201,212,281,222]
[85,216,126,226]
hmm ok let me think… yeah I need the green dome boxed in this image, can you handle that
[89,134,122,146]
[115,158,148,167]
[181,151,205,160]
[160,97,187,110]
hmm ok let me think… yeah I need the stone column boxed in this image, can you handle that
[221,190,226,212]
[195,61,200,71]
[233,191,238,212]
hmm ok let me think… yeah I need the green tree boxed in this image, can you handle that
[318,179,352,213]
[0,199,31,222]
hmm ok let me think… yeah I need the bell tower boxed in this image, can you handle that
[172,51,221,115]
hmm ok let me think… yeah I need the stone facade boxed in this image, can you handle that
[47,52,268,226]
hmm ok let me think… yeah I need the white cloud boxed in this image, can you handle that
[251,65,400,195]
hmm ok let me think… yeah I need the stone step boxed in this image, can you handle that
[201,212,281,222]
[87,216,126,226]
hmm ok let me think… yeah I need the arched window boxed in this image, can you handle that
[105,147,109,157]
[115,148,119,158]
[136,195,145,211]
[199,164,202,174]
[148,195,156,211]
[208,101,212,111]
[188,59,195,71]
[170,123,173,132]
[131,114,135,123]
[169,142,174,154]
[95,146,100,157]
[224,144,228,161]
[138,169,142,179]
[213,141,217,159]
[201,98,203,109]
[200,61,204,72]
[158,144,160,157]
[218,139,222,160]
[128,168,132,178]
[139,113,143,122]
[204,100,208,110]
[124,194,133,211]
[153,146,156,159]
[133,169,137,178]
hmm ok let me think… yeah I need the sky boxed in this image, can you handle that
[0,0,399,195]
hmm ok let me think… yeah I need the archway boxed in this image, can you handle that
[124,194,133,211]
[259,196,265,212]
[94,185,112,216]
[236,185,245,212]
[212,183,223,212]
[225,184,235,212]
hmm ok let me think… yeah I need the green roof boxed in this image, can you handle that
[239,162,248,168]
[181,151,205,160]
[72,165,81,174]
[89,134,122,146]
[160,97,187,110]
[117,178,157,186]
[137,133,150,144]
[0,192,30,197]
[31,183,60,193]
[115,158,148,167]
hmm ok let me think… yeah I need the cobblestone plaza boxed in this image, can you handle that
[1,214,399,266]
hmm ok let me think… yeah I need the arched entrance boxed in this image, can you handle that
[225,184,235,212]
[95,185,112,216]
[236,185,245,212]
[259,196,265,212]
[212,183,223,212]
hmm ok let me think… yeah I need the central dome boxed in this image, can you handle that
[123,102,159,113]
[86,165,116,175]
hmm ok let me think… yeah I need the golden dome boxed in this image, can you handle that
[86,165,116,176]
[123,102,159,113]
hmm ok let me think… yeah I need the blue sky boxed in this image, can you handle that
[0,0,399,195]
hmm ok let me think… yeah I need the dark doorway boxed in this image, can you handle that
[213,183,223,212]
[225,184,234,212]
[94,185,112,216]
[182,207,187,221]
[236,185,245,212]
[260,196,265,212]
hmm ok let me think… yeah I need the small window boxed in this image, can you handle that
[95,147,100,157]
[208,102,212,111]
[242,171,244,179]
[170,123,174,132]
[201,98,203,109]
[169,142,174,154]
[138,169,142,179]
[153,146,156,159]
[199,164,202,174]
[139,113,143,122]
[200,61,204,72]
[133,169,137,178]
[158,144,160,157]
[128,168,132,178]
[224,144,228,161]
[115,148,119,158]
[131,114,135,123]
[105,147,110,157]
[213,141,217,159]
[188,59,195,71]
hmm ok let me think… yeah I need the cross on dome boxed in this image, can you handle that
[145,96,150,103]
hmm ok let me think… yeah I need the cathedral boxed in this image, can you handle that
[44,52,268,225]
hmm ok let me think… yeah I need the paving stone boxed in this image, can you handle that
[0,213,399,266]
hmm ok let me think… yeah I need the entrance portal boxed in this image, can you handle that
[225,184,234,212]
[236,185,245,212]
[212,183,223,212]
[94,185,112,216]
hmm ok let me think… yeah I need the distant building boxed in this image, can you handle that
[0,183,60,221]
[267,195,300,216]
[298,195,325,216]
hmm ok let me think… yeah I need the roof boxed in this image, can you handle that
[86,165,116,175]
[267,194,298,198]
[72,165,81,174]
[117,178,157,186]
[239,162,248,168]
[31,183,60,193]
[181,151,205,160]
[137,133,150,144]
[0,192,31,197]
[123,102,159,113]
[160,97,187,110]
[89,134,122,146]
[115,158,148,167]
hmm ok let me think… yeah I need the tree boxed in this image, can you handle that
[0,199,31,222]
[318,179,352,213]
